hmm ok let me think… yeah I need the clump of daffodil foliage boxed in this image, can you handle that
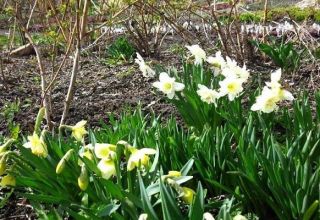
[1,45,319,220]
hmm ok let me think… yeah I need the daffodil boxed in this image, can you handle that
[251,69,294,113]
[168,170,182,178]
[203,212,215,220]
[93,143,116,159]
[153,72,185,99]
[207,51,226,75]
[97,159,116,180]
[218,76,244,101]
[71,120,88,141]
[251,87,279,113]
[127,148,156,171]
[186,44,206,65]
[135,53,156,78]
[23,133,48,158]
[221,57,250,81]
[56,149,74,174]
[138,213,148,220]
[265,69,294,102]
[197,84,220,105]
[181,187,195,204]
[233,214,248,220]
[0,175,16,187]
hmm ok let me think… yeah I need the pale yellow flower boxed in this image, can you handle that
[186,45,206,65]
[97,159,116,180]
[153,72,185,99]
[135,53,155,78]
[203,212,215,220]
[0,175,16,187]
[23,133,48,158]
[93,143,116,159]
[127,148,156,171]
[168,171,182,178]
[251,69,294,113]
[138,213,148,220]
[71,120,88,141]
[181,187,195,204]
[218,76,244,101]
[207,51,226,68]
[233,214,247,220]
[197,84,220,105]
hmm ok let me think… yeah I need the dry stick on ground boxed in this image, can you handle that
[60,0,88,126]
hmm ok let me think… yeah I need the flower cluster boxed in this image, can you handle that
[152,45,293,113]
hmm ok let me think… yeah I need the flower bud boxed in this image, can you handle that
[78,165,89,191]
[0,139,15,154]
[0,156,7,176]
[0,175,16,187]
[56,149,74,174]
[181,187,195,205]
[56,158,66,174]
[34,107,45,135]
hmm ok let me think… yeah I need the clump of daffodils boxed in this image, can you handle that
[200,50,250,102]
[251,69,294,113]
[135,53,156,78]
[153,72,185,99]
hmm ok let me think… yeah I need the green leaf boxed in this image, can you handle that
[138,173,159,220]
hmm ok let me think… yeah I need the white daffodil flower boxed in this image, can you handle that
[138,213,148,220]
[71,120,88,141]
[186,44,206,65]
[135,53,156,78]
[265,68,282,89]
[265,69,294,102]
[221,57,250,81]
[251,87,279,113]
[207,51,226,68]
[23,132,48,158]
[233,214,248,220]
[203,212,215,220]
[153,72,185,99]
[127,148,156,171]
[197,84,220,105]
[207,51,226,76]
[97,158,116,180]
[93,143,116,159]
[218,76,244,101]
